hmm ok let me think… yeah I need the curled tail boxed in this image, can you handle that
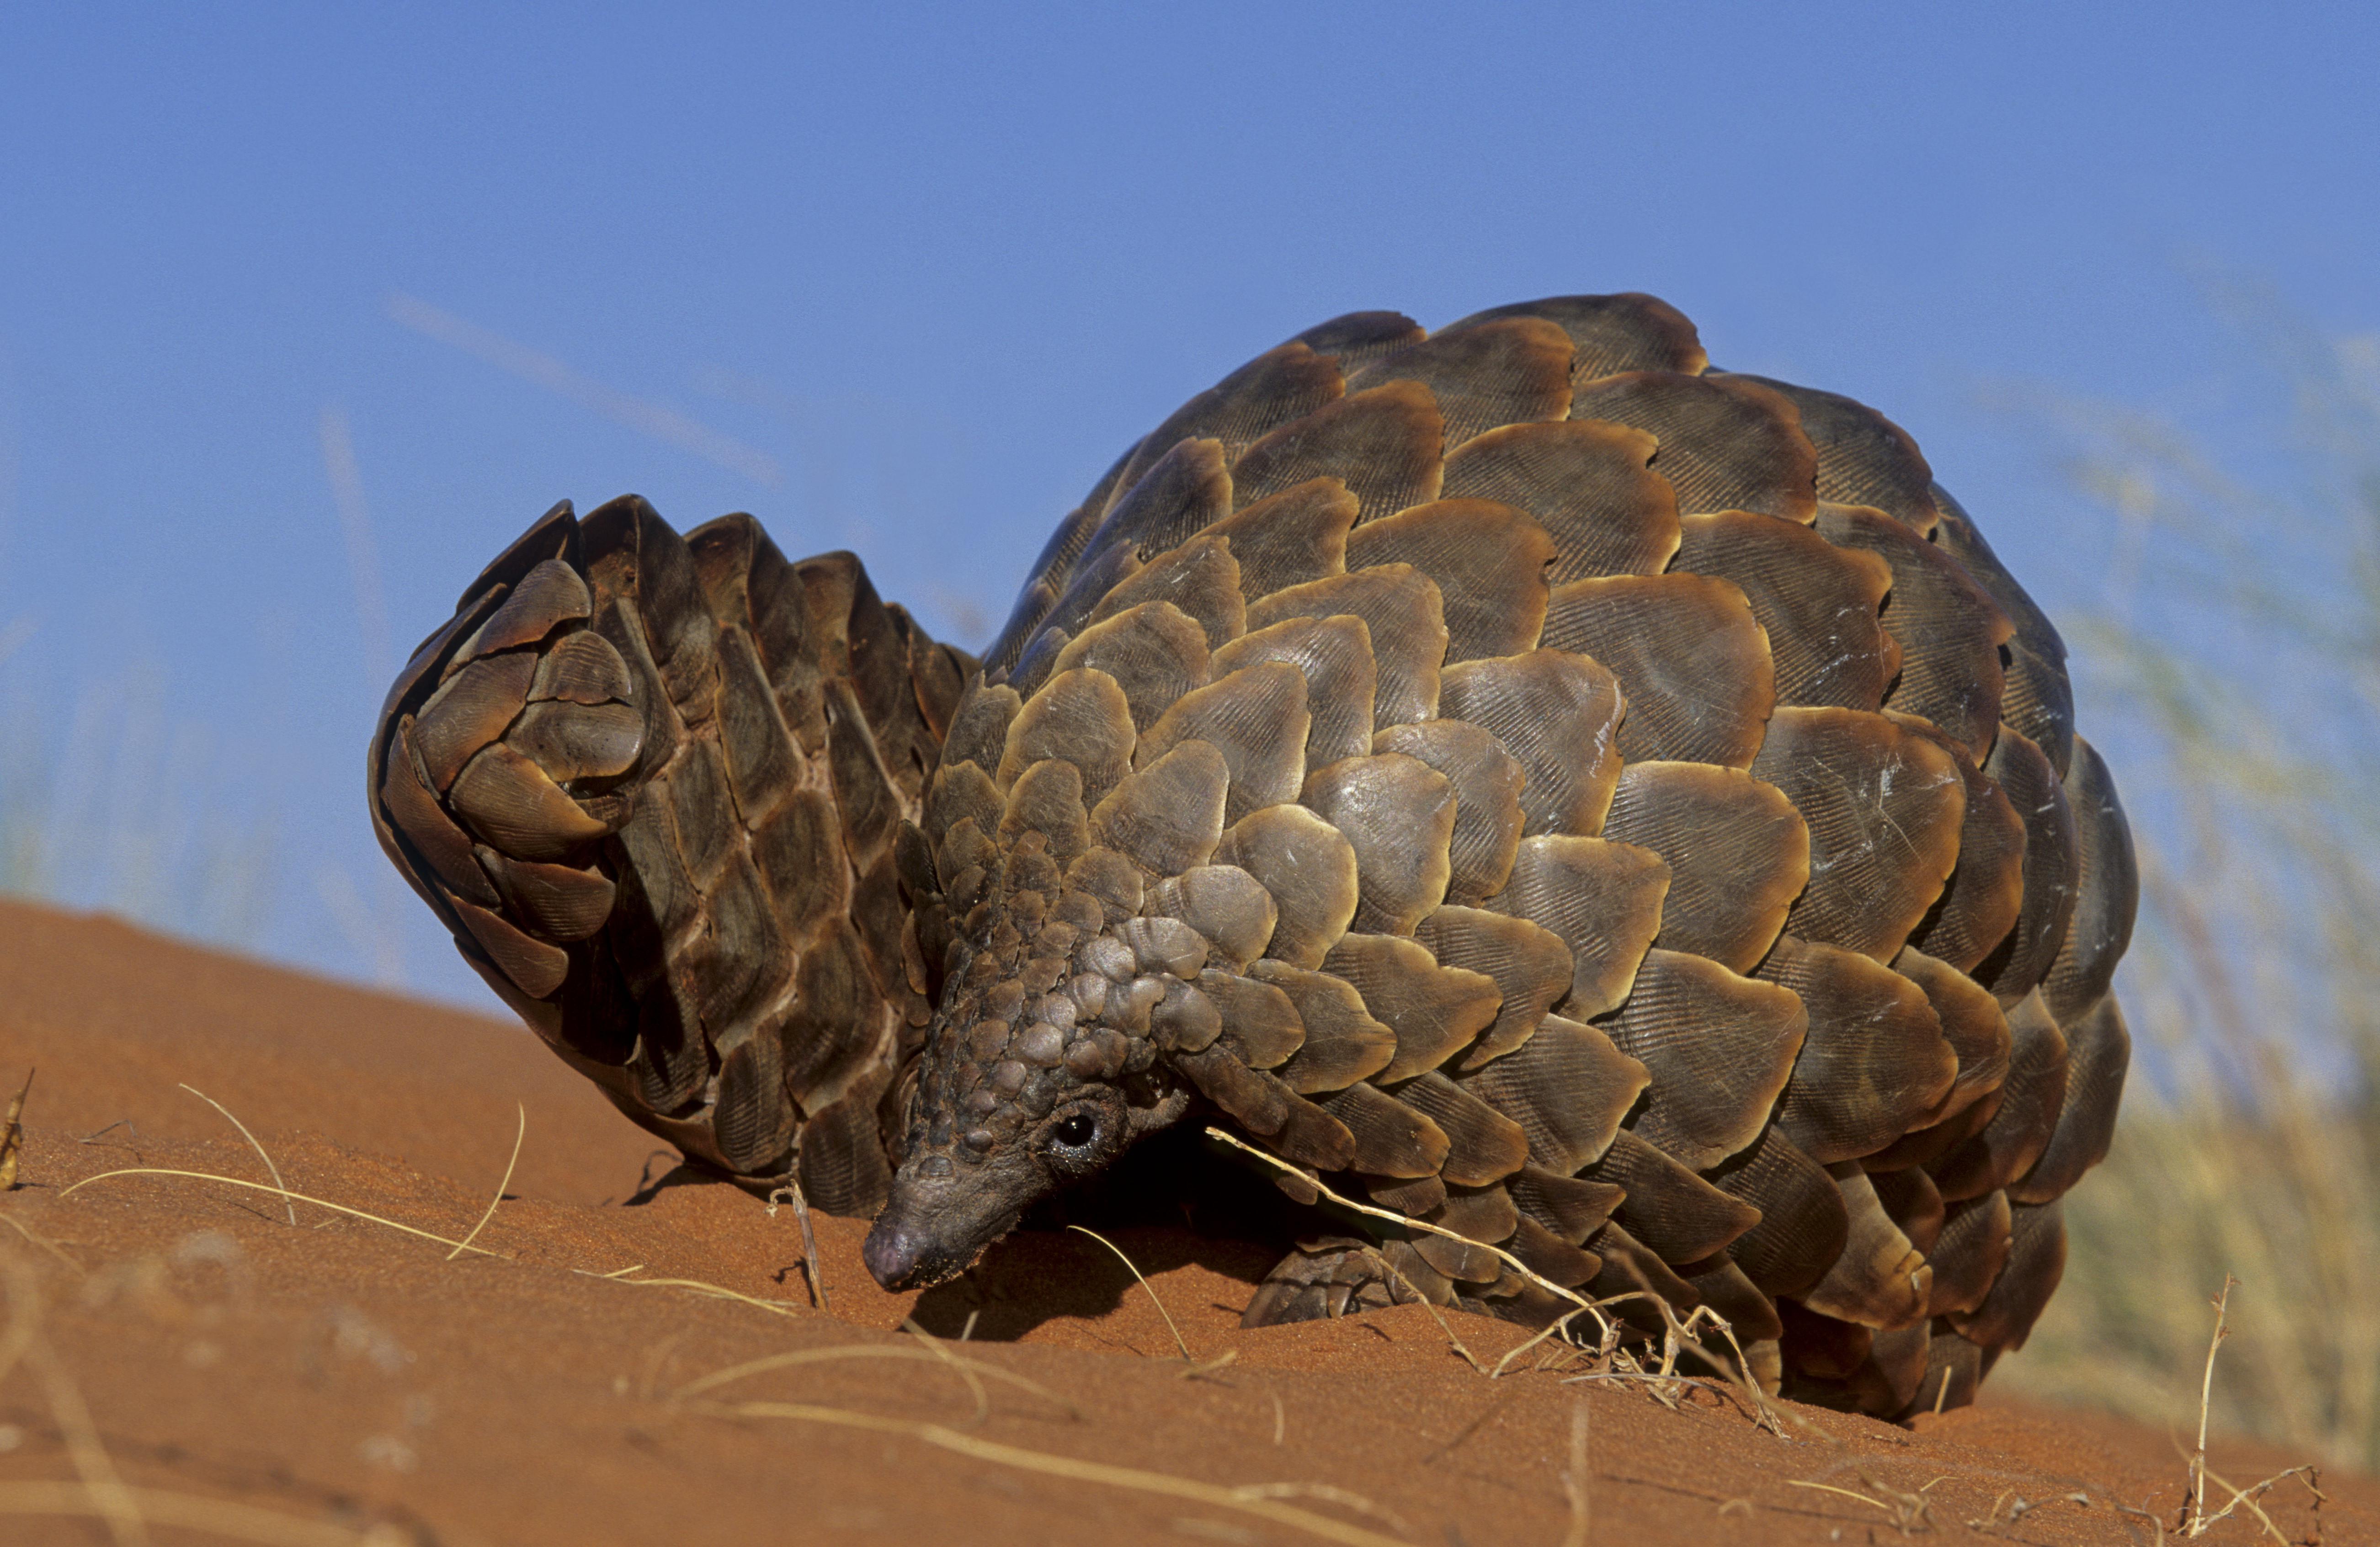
[369,496,972,1210]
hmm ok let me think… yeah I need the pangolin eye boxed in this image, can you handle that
[1052,1112,1097,1148]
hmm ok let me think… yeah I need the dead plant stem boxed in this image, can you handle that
[177,1084,295,1226]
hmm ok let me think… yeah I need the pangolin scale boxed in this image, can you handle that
[370,292,2135,1419]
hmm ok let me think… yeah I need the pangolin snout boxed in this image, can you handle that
[861,1216,933,1291]
[863,1157,1022,1292]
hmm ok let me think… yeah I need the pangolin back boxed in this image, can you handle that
[901,294,2134,1418]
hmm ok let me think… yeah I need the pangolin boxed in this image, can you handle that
[370,292,2135,1418]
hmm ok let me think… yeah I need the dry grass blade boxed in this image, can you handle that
[0,1210,82,1272]
[697,1398,1411,1547]
[177,1083,295,1227]
[5,1259,146,1547]
[31,1338,149,1547]
[0,1484,393,1547]
[1775,1406,1934,1535]
[901,1315,991,1424]
[57,1169,505,1258]
[0,1265,37,1390]
[1229,1482,1409,1535]
[667,1340,1079,1419]
[1067,1223,1193,1361]
[1790,1475,1933,1535]
[1787,1479,1895,1513]
[1182,1348,1239,1380]
[0,1067,31,1191]
[589,1272,801,1317]
[1422,1394,1512,1464]
[2002,303,2380,1474]
[1560,1399,1591,1547]
[446,1102,523,1260]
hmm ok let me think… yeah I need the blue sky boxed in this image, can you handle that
[2,3,2375,1006]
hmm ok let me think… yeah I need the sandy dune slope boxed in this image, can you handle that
[0,899,2363,1545]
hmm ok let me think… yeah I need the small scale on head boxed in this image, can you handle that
[862,829,1202,1290]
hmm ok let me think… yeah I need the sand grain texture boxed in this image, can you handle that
[0,899,2366,1545]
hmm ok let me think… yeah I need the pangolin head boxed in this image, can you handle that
[861,831,1203,1292]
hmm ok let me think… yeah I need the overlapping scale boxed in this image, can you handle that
[1752,707,1966,961]
[1230,382,1446,518]
[1735,376,1939,533]
[1569,372,1818,522]
[1673,511,1896,711]
[1440,421,1680,579]
[1605,949,1807,1170]
[1600,763,1806,973]
[1343,499,1555,662]
[1345,315,1575,450]
[1816,503,2012,762]
[1248,567,1447,729]
[1541,574,1774,768]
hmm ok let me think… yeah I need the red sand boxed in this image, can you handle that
[1,897,2368,1545]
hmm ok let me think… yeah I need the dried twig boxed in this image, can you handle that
[1206,1128,1613,1339]
[2161,1274,2324,1542]
[1491,1307,1594,1378]
[2172,1448,2322,1545]
[1212,1127,1783,1429]
[0,1068,31,1191]
[2183,1275,2237,1534]
[1361,1247,1486,1375]
[766,1180,828,1311]
[177,1084,295,1226]
[2197,1462,2316,1544]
